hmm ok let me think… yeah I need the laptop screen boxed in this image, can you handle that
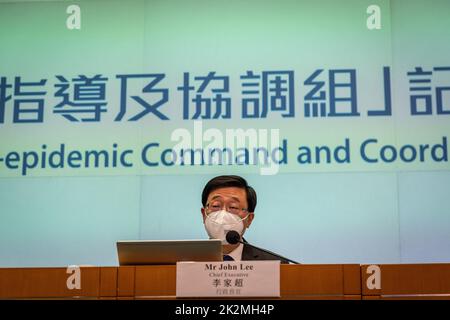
[116,239,223,265]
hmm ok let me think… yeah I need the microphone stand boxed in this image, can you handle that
[226,231,301,264]
[236,239,301,264]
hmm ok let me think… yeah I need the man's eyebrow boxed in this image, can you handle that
[210,194,241,202]
[230,196,241,202]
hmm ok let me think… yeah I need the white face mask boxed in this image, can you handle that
[204,209,248,244]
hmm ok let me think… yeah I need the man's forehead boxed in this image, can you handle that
[208,187,247,201]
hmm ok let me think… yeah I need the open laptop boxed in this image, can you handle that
[116,239,223,265]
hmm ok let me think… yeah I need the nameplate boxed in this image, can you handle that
[176,261,280,297]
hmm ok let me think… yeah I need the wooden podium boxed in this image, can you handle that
[1,264,450,299]
[361,264,450,300]
[117,264,361,300]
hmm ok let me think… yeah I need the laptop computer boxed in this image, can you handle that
[116,239,223,265]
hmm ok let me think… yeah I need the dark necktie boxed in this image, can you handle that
[223,254,234,261]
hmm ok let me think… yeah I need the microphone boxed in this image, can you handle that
[225,230,241,245]
[226,230,300,264]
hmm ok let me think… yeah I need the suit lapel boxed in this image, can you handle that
[241,238,259,260]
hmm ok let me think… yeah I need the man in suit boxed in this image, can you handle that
[201,175,289,263]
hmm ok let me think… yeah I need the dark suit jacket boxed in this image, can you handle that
[241,238,290,264]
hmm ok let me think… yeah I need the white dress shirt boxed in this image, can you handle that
[226,242,244,261]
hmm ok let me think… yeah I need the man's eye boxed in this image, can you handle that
[229,206,239,211]
[211,205,221,209]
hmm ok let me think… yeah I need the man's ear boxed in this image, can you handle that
[245,212,255,229]
[201,207,206,223]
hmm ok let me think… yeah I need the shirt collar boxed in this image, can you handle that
[226,242,244,261]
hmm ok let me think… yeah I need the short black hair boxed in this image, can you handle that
[202,175,257,212]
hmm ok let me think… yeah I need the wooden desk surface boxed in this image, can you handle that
[361,263,450,299]
[1,263,449,299]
